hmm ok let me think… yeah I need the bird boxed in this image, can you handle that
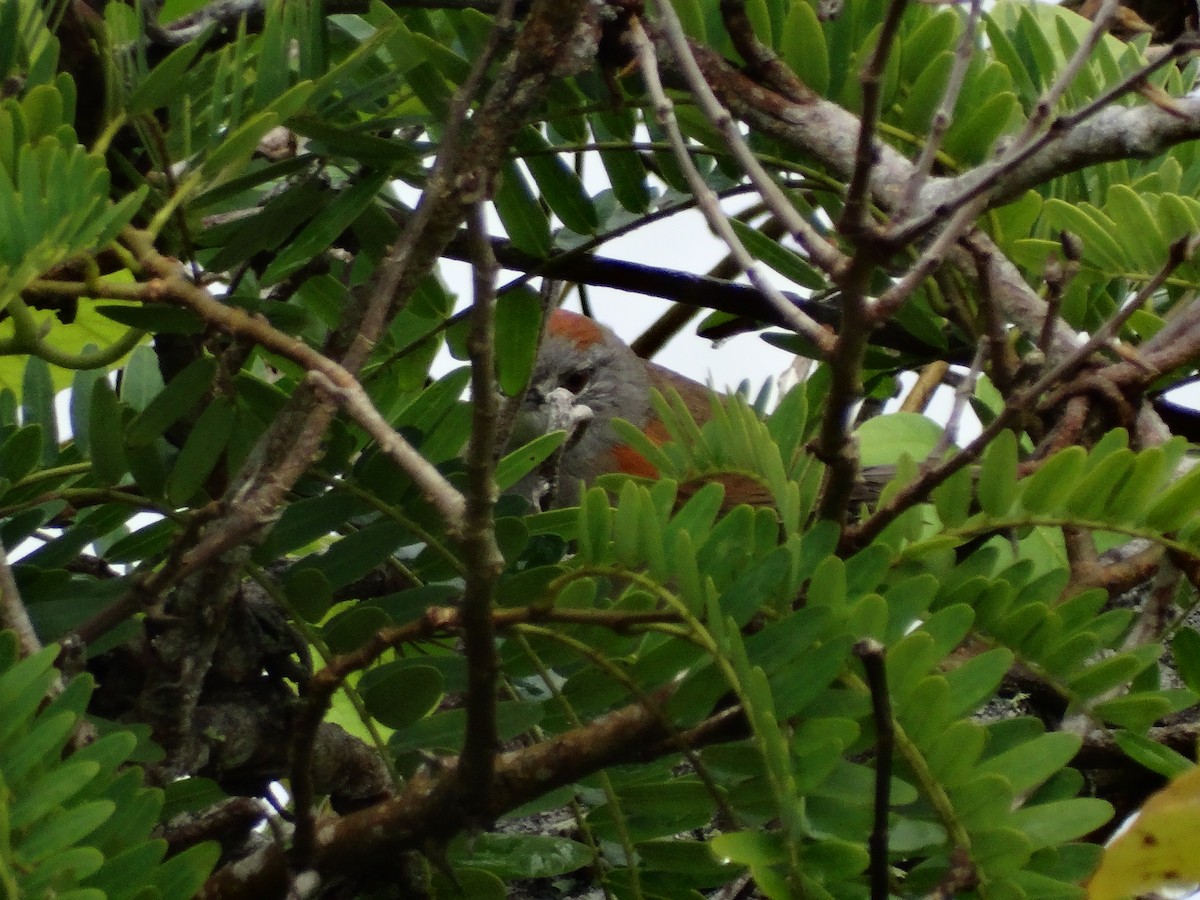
[509,308,890,511]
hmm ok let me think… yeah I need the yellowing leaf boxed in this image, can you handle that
[1088,764,1200,899]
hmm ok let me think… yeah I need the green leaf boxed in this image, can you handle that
[255,490,368,562]
[16,800,114,863]
[2,710,76,782]
[129,33,211,112]
[1070,652,1161,700]
[160,777,228,821]
[886,631,938,707]
[22,356,57,465]
[1111,730,1194,779]
[496,431,567,492]
[322,605,390,653]
[69,367,104,457]
[590,780,718,843]
[148,840,220,900]
[855,412,943,467]
[164,397,236,505]
[494,287,543,398]
[261,170,389,284]
[900,51,954,135]
[283,568,333,623]
[0,424,43,483]
[945,648,1013,716]
[125,440,169,499]
[494,160,552,257]
[1010,798,1112,849]
[729,217,826,290]
[979,732,1081,793]
[515,128,598,236]
[1144,461,1200,531]
[1019,446,1085,514]
[389,701,543,754]
[201,111,282,180]
[979,430,1018,517]
[126,357,216,447]
[118,345,165,411]
[902,11,961,81]
[1066,448,1134,519]
[944,93,1018,162]
[9,761,101,829]
[1105,185,1165,271]
[1042,199,1126,270]
[780,1,830,95]
[361,663,444,729]
[88,379,127,486]
[772,636,854,719]
[203,176,330,273]
[89,842,168,896]
[0,645,60,742]
[454,833,592,880]
[24,847,105,891]
[593,111,651,214]
[295,521,410,590]
[1158,192,1200,242]
[1171,627,1200,694]
[890,817,947,854]
[949,773,1015,829]
[933,466,973,529]
[1106,446,1170,523]
[1092,693,1173,730]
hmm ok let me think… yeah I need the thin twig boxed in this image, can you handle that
[894,32,1200,246]
[893,0,984,223]
[1014,0,1124,145]
[1038,232,1083,355]
[307,371,467,531]
[871,193,991,322]
[854,639,892,900]
[840,0,911,236]
[932,339,987,458]
[635,13,839,353]
[851,235,1196,547]
[630,209,784,358]
[970,251,1015,393]
[719,0,809,103]
[815,253,875,523]
[0,540,41,659]
[456,202,506,820]
[899,361,949,414]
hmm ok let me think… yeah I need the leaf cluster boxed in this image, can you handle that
[0,632,218,899]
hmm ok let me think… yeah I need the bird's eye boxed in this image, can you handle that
[561,368,592,393]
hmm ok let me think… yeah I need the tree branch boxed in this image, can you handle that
[456,201,506,821]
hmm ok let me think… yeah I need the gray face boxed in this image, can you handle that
[509,326,652,506]
[525,332,648,427]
